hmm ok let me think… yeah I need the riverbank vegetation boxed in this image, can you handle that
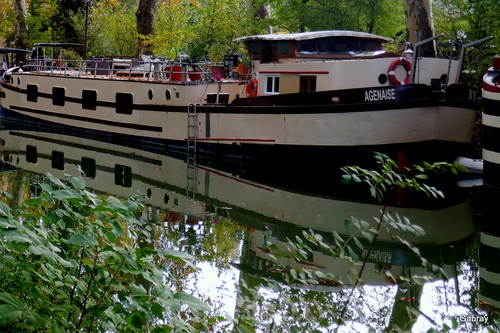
[0,155,497,331]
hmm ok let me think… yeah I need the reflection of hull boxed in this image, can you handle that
[0,127,474,290]
[0,127,473,244]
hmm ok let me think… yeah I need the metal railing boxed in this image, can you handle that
[25,57,226,83]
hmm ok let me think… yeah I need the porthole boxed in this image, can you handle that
[165,89,171,101]
[17,77,20,85]
[332,97,340,103]
[164,193,169,205]
[378,74,388,85]
[147,188,152,199]
[148,89,153,100]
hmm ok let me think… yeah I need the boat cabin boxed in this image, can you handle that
[235,30,396,63]
[1,47,31,76]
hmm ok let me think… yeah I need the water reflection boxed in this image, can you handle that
[0,123,497,332]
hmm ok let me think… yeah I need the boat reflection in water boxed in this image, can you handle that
[0,125,492,332]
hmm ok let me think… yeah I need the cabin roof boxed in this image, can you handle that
[234,30,393,43]
[0,47,31,53]
[33,43,84,48]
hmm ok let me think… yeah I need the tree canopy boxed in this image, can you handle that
[0,0,498,72]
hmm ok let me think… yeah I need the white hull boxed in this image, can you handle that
[1,73,476,151]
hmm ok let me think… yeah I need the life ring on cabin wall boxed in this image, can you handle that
[388,58,412,85]
[245,78,258,97]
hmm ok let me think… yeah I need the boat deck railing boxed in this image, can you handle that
[23,57,242,83]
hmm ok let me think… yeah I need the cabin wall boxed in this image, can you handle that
[253,57,460,95]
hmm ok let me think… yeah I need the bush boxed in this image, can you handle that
[0,172,209,332]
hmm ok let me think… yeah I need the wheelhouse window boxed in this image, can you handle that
[297,40,317,54]
[265,75,280,94]
[52,87,65,106]
[300,76,317,93]
[27,84,38,102]
[116,92,133,115]
[296,37,384,56]
[248,42,261,58]
[276,41,291,56]
[82,90,97,110]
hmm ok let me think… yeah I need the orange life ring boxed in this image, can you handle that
[388,58,412,85]
[245,78,258,97]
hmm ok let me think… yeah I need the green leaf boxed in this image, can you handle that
[0,202,12,218]
[174,292,210,312]
[340,174,352,184]
[344,219,353,235]
[71,177,86,190]
[151,302,164,320]
[1,229,33,244]
[0,304,23,322]
[52,189,82,200]
[160,249,196,262]
[347,245,359,261]
[0,293,24,310]
[107,196,129,211]
[69,233,99,247]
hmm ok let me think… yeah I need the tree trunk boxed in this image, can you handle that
[136,0,156,56]
[385,278,424,331]
[403,0,436,57]
[13,0,29,64]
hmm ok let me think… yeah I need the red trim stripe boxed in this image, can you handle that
[259,70,329,74]
[185,138,276,142]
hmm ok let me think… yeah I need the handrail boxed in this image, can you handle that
[25,57,227,83]
[454,36,494,84]
[410,33,444,84]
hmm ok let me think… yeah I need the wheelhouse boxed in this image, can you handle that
[235,30,395,63]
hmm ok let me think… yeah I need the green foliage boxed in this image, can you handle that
[269,0,405,38]
[0,173,208,332]
[433,0,500,85]
[340,152,467,204]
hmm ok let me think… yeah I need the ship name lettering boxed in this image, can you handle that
[365,88,396,102]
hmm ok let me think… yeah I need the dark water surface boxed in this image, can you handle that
[0,121,497,332]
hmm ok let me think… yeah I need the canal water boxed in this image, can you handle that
[0,121,498,332]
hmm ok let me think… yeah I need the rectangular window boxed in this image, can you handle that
[82,90,97,110]
[52,87,65,106]
[116,92,133,115]
[300,76,317,93]
[248,42,261,57]
[81,157,96,178]
[297,40,317,55]
[114,164,132,188]
[265,75,280,94]
[26,145,37,164]
[27,84,38,102]
[51,151,64,170]
[276,41,291,55]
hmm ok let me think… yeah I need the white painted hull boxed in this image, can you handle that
[1,73,475,151]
